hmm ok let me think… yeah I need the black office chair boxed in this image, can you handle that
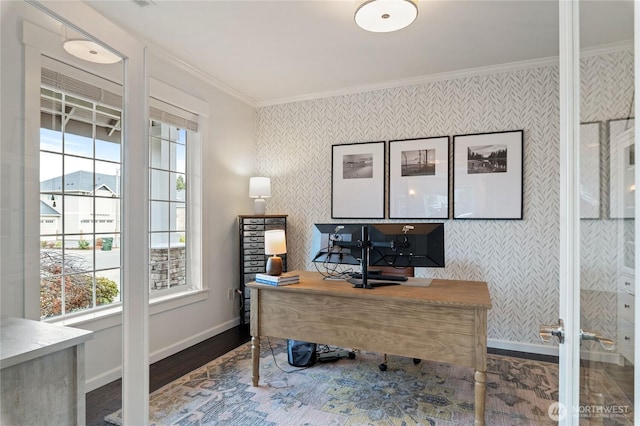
[373,267,421,371]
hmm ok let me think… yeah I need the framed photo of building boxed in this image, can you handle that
[453,130,524,219]
[388,136,449,219]
[332,141,385,219]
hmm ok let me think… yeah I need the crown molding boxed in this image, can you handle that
[256,39,634,108]
[146,44,258,108]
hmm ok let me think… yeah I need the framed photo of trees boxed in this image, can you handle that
[453,130,523,219]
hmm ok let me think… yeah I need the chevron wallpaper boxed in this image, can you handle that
[255,50,633,350]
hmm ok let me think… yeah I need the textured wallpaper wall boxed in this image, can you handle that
[255,50,633,349]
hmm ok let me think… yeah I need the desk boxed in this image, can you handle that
[247,270,492,426]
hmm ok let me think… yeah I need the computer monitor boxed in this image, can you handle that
[311,223,364,266]
[311,222,445,288]
[368,223,445,268]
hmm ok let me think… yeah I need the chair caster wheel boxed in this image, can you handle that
[379,363,387,371]
[413,358,421,365]
[348,352,356,359]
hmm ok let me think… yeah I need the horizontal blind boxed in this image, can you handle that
[149,98,199,132]
[41,67,122,109]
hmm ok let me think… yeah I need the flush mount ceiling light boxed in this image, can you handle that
[63,39,121,64]
[355,0,418,33]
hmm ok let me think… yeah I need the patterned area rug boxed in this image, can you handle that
[105,339,630,425]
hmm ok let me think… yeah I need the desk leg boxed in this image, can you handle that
[474,370,486,425]
[251,336,260,387]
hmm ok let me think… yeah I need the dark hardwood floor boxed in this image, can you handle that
[86,325,251,426]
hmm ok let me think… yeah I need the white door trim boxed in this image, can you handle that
[558,1,580,424]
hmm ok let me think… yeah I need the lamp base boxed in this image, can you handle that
[266,256,283,276]
[254,198,266,215]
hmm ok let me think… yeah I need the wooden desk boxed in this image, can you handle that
[247,270,492,426]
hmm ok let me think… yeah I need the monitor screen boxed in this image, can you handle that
[311,223,364,266]
[368,223,445,268]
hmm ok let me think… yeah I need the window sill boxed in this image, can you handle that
[47,288,209,332]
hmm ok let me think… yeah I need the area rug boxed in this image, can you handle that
[105,339,631,425]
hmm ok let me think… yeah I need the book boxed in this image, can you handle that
[255,272,300,285]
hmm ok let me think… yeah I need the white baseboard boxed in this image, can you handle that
[489,338,622,365]
[488,338,559,357]
[149,317,240,364]
[85,317,240,392]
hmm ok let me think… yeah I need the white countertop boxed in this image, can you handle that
[1,316,93,369]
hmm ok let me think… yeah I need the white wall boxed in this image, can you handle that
[1,1,256,391]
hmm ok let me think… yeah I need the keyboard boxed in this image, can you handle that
[350,273,408,282]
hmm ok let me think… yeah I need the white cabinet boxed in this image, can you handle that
[612,126,635,365]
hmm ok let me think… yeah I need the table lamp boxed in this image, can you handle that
[249,177,271,215]
[264,229,286,275]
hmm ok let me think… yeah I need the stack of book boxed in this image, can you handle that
[255,272,300,286]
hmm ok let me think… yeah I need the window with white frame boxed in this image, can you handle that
[39,62,123,319]
[148,97,201,297]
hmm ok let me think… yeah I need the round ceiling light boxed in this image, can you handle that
[63,39,121,64]
[355,0,418,33]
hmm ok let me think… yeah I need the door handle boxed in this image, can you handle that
[540,319,565,344]
[580,329,616,351]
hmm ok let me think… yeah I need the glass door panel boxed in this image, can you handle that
[578,1,634,423]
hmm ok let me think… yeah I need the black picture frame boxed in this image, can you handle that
[388,136,449,219]
[331,141,385,219]
[453,130,524,219]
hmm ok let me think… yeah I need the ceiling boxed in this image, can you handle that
[84,0,634,106]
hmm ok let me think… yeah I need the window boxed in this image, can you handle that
[39,64,122,319]
[148,97,201,298]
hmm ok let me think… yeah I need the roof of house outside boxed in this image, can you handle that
[40,200,60,216]
[40,171,119,195]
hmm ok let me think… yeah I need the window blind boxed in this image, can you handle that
[41,67,122,109]
[149,98,199,132]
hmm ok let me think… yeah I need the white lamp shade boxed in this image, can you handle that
[355,0,418,33]
[264,229,287,255]
[249,177,271,198]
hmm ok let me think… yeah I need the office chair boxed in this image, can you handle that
[373,266,421,371]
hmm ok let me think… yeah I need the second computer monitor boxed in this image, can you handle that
[368,223,445,268]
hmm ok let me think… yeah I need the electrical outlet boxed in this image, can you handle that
[227,288,234,300]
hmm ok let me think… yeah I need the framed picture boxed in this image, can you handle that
[609,117,635,218]
[579,122,601,219]
[388,137,449,219]
[332,141,385,219]
[453,130,524,219]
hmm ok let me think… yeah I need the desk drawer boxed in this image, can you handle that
[265,218,286,225]
[243,236,264,244]
[243,230,264,237]
[243,218,265,225]
[245,266,265,273]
